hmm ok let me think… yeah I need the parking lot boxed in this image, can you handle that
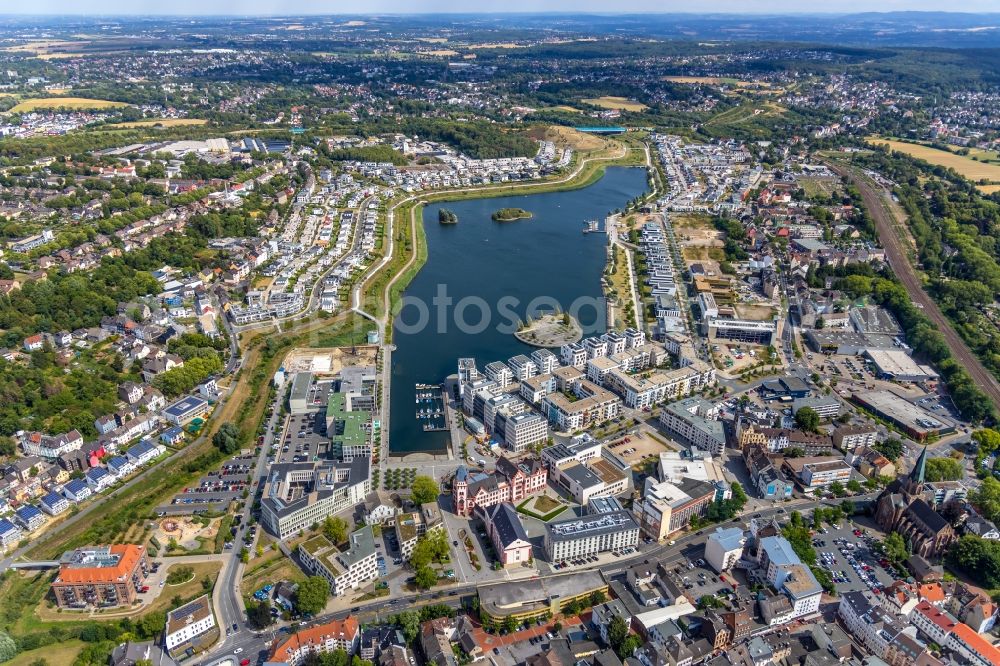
[157,454,254,515]
[812,523,896,594]
[276,410,329,465]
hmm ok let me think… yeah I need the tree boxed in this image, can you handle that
[970,476,1000,523]
[607,615,629,653]
[883,532,909,564]
[828,481,846,498]
[0,632,16,663]
[398,611,421,644]
[411,475,439,504]
[846,479,863,493]
[212,422,242,455]
[247,601,274,629]
[502,616,517,634]
[698,595,722,609]
[621,634,643,658]
[795,407,820,433]
[415,565,437,590]
[295,576,330,616]
[874,438,904,461]
[949,535,1000,589]
[926,457,963,482]
[323,516,349,544]
[973,429,1000,454]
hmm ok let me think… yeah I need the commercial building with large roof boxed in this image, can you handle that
[477,569,608,623]
[850,390,955,441]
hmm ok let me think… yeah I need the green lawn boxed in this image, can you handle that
[6,639,86,665]
[516,497,569,522]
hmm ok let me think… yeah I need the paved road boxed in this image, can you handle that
[209,385,287,654]
[197,494,863,664]
[829,161,1000,416]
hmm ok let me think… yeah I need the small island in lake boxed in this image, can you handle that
[438,208,458,224]
[491,207,533,222]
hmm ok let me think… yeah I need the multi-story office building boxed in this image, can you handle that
[544,497,639,561]
[261,459,371,540]
[500,412,548,453]
[659,397,726,455]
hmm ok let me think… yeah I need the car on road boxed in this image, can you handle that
[234,648,243,654]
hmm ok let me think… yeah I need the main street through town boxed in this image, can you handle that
[197,494,869,665]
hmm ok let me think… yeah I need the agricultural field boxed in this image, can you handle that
[527,124,609,152]
[706,102,785,127]
[867,137,1000,186]
[11,97,129,112]
[582,96,648,111]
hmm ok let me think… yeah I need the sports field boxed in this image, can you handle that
[867,137,1000,185]
[582,96,648,111]
[11,97,129,112]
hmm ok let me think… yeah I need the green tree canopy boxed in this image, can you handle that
[294,576,329,616]
[795,406,820,433]
[411,475,439,505]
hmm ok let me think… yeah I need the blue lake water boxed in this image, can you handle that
[389,167,648,454]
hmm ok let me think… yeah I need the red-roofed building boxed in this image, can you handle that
[51,544,149,608]
[912,600,956,645]
[918,582,946,606]
[947,622,1000,666]
[268,617,360,664]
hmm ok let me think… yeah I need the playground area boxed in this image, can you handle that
[283,345,379,376]
[153,517,220,550]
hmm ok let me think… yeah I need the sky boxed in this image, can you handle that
[19,0,1000,16]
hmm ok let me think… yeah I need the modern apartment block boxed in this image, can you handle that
[50,544,150,609]
[298,525,379,596]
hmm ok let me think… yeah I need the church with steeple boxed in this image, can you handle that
[873,446,957,560]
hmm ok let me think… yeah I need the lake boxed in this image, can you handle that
[389,166,648,454]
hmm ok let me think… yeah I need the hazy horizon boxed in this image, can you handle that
[15,1,1000,17]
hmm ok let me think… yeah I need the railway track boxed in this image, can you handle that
[830,161,1000,417]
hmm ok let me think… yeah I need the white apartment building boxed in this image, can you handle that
[299,525,379,596]
[531,349,559,374]
[704,527,746,573]
[165,595,216,652]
